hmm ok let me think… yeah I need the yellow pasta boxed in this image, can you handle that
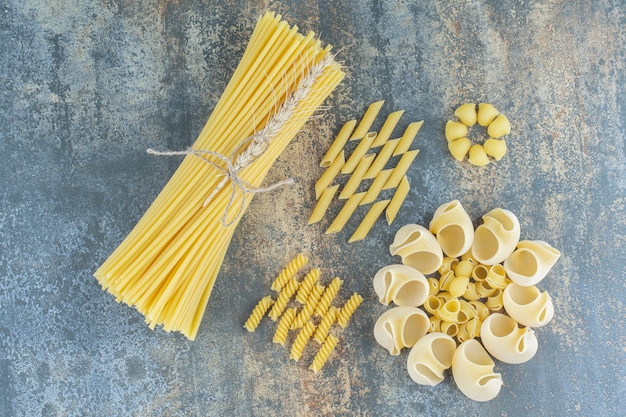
[448,137,471,161]
[350,100,385,140]
[313,306,339,344]
[468,300,490,321]
[483,138,507,161]
[371,110,404,147]
[320,120,356,167]
[295,268,320,304]
[315,151,345,200]
[292,283,325,329]
[315,277,343,316]
[360,169,393,206]
[308,185,339,225]
[429,315,442,332]
[243,295,274,332]
[427,277,440,296]
[268,277,300,321]
[385,175,410,225]
[468,144,490,166]
[309,334,339,373]
[271,253,308,292]
[326,192,365,234]
[93,13,344,339]
[383,149,420,190]
[393,120,423,156]
[273,307,297,345]
[341,132,376,174]
[349,199,390,243]
[337,292,363,328]
[338,154,376,199]
[364,139,400,180]
[485,289,504,311]
[290,321,317,362]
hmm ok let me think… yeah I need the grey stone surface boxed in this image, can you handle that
[1,0,625,416]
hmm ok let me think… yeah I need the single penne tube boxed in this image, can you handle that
[315,151,345,199]
[320,119,356,167]
[326,192,365,234]
[341,132,376,174]
[385,176,410,224]
[371,110,404,147]
[393,120,423,156]
[350,100,385,140]
[360,169,393,205]
[349,199,390,243]
[383,149,419,190]
[308,184,340,225]
[364,138,400,179]
[339,154,376,199]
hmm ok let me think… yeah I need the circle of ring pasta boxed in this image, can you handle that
[446,103,510,166]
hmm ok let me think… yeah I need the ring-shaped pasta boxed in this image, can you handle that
[446,103,510,166]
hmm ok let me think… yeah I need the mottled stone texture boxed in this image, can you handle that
[1,0,624,416]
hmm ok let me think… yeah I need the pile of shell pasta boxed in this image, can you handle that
[373,200,560,401]
[244,253,363,373]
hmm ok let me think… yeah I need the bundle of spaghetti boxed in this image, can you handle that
[94,12,345,340]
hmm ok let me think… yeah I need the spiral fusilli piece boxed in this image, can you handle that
[243,295,274,332]
[295,268,320,304]
[271,253,309,292]
[309,334,339,373]
[315,277,343,317]
[292,283,325,329]
[290,321,316,362]
[337,292,363,328]
[273,307,297,345]
[313,306,339,344]
[268,277,300,321]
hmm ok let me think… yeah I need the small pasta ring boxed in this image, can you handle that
[445,103,510,166]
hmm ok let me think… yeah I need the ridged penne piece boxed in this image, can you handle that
[268,277,301,321]
[394,121,423,156]
[339,154,375,199]
[371,110,404,147]
[326,192,365,234]
[313,306,339,344]
[342,132,376,174]
[385,175,410,225]
[309,334,339,373]
[350,100,385,140]
[292,283,325,329]
[295,268,320,304]
[349,199,390,243]
[308,185,339,225]
[243,295,274,332]
[383,149,419,190]
[271,253,308,292]
[315,151,345,200]
[320,119,356,167]
[289,321,316,362]
[315,277,343,317]
[364,139,399,180]
[273,307,297,345]
[337,292,363,328]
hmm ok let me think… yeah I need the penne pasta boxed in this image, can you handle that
[360,169,393,206]
[326,192,365,234]
[385,175,410,225]
[315,151,345,200]
[341,132,376,174]
[364,139,400,180]
[308,185,339,225]
[383,149,419,190]
[349,199,390,243]
[339,154,376,199]
[320,119,356,167]
[350,100,385,140]
[371,110,404,147]
[394,121,423,156]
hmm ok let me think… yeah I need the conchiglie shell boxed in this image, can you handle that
[390,224,443,275]
[487,114,511,138]
[455,103,477,126]
[452,339,503,402]
[504,240,561,287]
[477,103,500,127]
[445,121,468,142]
[480,313,538,364]
[407,332,457,386]
[484,138,507,160]
[429,200,475,258]
[468,144,490,166]
[373,264,429,307]
[503,283,554,327]
[449,137,472,161]
[471,208,521,265]
[374,306,430,355]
